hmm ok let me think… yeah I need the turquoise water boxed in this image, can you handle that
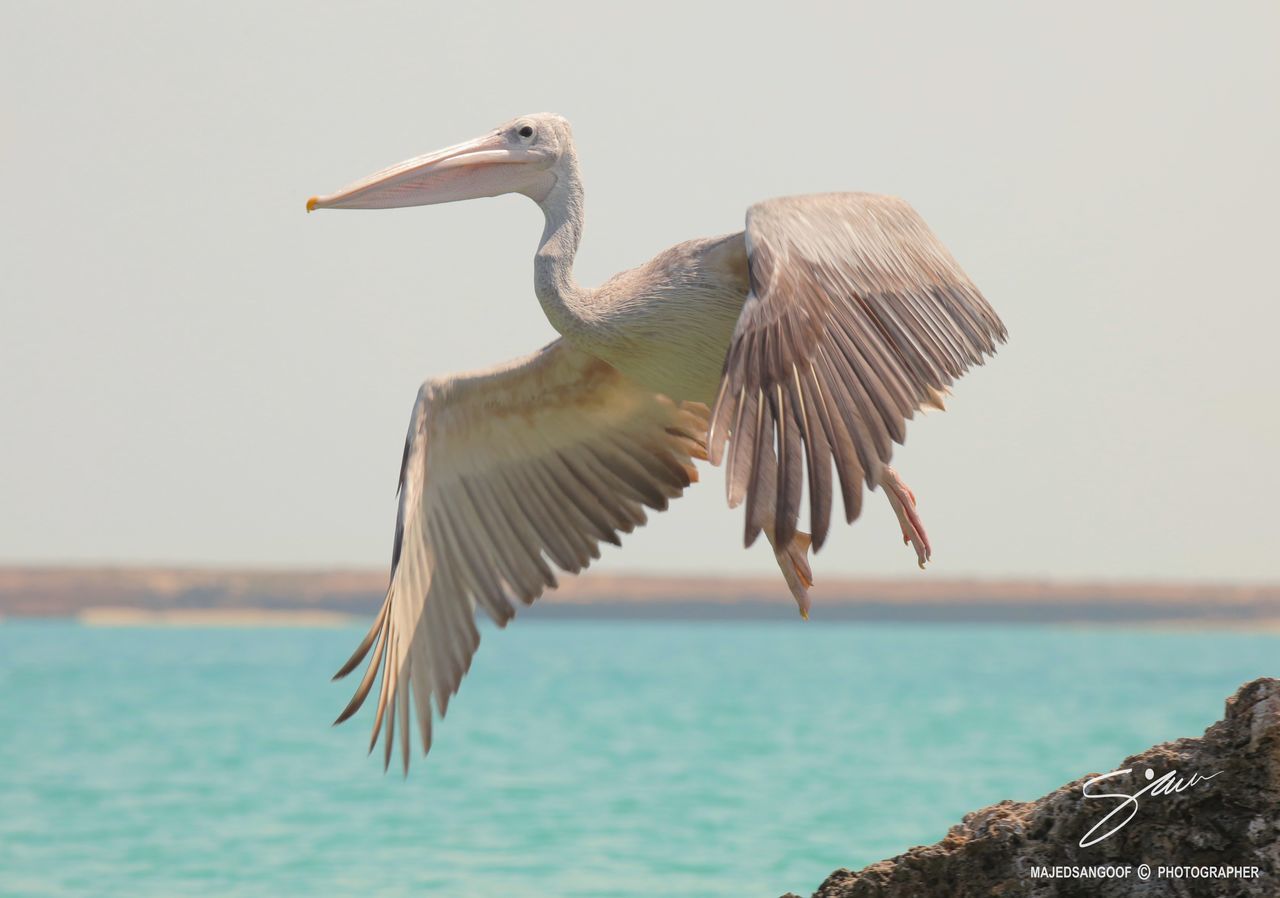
[0,620,1275,897]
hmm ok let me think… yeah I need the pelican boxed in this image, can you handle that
[308,113,1006,771]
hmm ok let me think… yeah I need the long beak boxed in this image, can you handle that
[307,133,534,212]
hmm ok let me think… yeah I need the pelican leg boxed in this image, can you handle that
[751,467,815,618]
[879,466,931,569]
[767,527,813,619]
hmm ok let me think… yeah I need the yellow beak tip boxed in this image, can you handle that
[306,196,319,213]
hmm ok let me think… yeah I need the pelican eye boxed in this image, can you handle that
[518,125,534,138]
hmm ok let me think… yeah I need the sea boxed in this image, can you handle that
[0,619,1274,897]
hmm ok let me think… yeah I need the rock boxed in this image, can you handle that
[781,678,1280,898]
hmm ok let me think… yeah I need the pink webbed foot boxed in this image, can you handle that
[766,528,813,619]
[879,466,932,569]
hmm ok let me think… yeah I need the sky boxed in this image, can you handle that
[2,1,1277,582]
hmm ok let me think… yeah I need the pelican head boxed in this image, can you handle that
[307,113,572,213]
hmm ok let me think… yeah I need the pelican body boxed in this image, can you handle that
[309,113,1006,771]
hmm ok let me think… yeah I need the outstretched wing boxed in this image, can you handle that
[707,193,1006,551]
[336,340,708,771]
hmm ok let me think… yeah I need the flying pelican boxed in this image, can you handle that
[308,113,1006,771]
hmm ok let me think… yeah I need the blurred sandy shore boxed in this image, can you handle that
[2,566,1279,627]
[77,607,356,627]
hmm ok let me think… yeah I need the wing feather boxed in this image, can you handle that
[708,193,1006,549]
[334,340,707,769]
[725,387,758,508]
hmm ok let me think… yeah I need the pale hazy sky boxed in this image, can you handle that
[2,2,1277,582]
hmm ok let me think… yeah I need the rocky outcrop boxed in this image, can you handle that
[782,678,1280,898]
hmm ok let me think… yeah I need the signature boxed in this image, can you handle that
[1079,767,1221,847]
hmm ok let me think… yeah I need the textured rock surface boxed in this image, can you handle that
[781,678,1280,898]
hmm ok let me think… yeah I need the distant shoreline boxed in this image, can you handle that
[76,607,357,628]
[2,565,1279,628]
